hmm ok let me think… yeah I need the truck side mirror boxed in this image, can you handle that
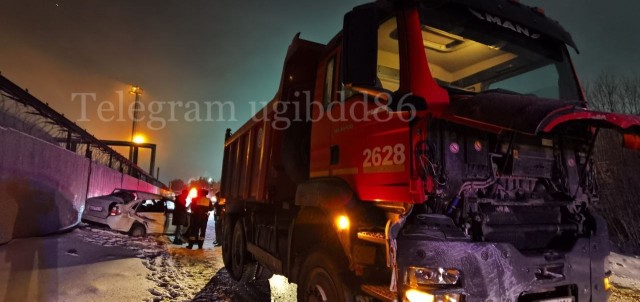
[342,4,379,90]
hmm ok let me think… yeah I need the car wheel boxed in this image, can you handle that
[298,250,354,302]
[129,223,146,237]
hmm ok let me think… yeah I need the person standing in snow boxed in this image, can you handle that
[212,191,224,246]
[172,189,189,245]
[187,189,213,249]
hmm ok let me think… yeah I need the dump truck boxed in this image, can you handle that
[219,0,640,301]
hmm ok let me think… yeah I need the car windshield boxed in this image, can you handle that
[375,4,582,100]
[111,191,136,203]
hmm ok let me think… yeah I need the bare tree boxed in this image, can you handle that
[587,71,640,252]
[621,74,640,115]
[586,71,640,115]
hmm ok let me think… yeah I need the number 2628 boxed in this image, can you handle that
[362,144,406,167]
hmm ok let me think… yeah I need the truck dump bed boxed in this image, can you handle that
[221,36,325,207]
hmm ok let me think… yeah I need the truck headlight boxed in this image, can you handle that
[405,289,434,302]
[407,266,461,287]
[404,289,462,302]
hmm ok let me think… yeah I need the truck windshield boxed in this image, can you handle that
[376,5,582,100]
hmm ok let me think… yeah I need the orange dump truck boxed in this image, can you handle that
[219,0,640,301]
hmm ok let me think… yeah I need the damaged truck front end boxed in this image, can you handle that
[340,1,640,301]
[397,97,622,301]
[397,221,610,301]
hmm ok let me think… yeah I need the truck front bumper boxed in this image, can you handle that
[396,232,609,302]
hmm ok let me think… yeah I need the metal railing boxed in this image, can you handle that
[0,73,167,189]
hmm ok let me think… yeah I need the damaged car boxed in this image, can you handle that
[81,189,183,237]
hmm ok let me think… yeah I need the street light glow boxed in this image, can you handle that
[129,85,143,95]
[132,134,145,144]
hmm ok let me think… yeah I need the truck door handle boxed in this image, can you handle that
[330,145,339,165]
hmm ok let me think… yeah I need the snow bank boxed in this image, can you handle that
[608,252,640,290]
[607,252,640,301]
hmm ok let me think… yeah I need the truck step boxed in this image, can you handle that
[357,231,386,245]
[361,284,397,302]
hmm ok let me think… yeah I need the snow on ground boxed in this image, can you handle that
[1,214,296,302]
[74,215,282,302]
[608,252,640,301]
[0,228,155,302]
[156,215,291,302]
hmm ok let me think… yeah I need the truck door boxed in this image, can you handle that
[330,17,413,203]
[309,50,340,178]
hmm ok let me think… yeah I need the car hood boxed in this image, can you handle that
[445,93,640,136]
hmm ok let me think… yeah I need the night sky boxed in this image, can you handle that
[1,0,638,184]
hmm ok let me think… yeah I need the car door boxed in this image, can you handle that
[135,199,167,234]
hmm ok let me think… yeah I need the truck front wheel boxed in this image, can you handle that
[297,250,354,302]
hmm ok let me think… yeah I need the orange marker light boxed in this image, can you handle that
[336,215,350,230]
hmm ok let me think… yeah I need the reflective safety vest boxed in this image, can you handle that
[191,196,212,215]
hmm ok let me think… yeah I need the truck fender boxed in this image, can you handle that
[290,178,359,279]
[295,177,356,209]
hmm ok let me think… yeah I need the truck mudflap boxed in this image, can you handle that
[395,217,610,301]
[446,93,640,137]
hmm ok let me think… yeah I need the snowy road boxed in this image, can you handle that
[0,215,292,302]
[71,215,280,301]
[0,228,156,301]
[1,214,639,301]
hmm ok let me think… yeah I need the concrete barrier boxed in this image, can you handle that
[0,127,160,244]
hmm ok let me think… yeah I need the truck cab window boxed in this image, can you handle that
[487,64,559,98]
[323,56,335,107]
[418,5,581,100]
[377,17,400,92]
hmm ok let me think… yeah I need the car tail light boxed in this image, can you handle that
[110,205,122,216]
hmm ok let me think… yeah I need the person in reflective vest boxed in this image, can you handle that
[186,189,213,249]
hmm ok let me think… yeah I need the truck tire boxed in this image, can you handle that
[222,215,236,272]
[228,219,254,281]
[297,250,354,302]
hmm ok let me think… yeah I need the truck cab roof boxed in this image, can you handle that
[357,0,577,50]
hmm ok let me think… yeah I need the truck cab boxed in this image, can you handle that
[220,1,640,301]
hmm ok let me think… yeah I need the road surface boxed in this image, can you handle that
[1,215,638,301]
